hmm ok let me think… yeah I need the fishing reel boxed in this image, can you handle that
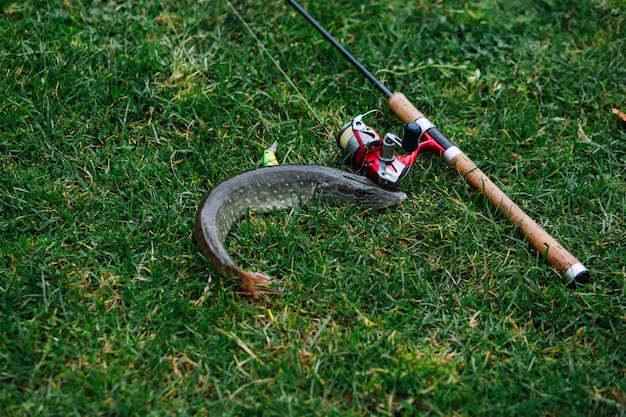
[336,110,422,189]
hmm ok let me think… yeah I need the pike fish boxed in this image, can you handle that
[195,165,407,295]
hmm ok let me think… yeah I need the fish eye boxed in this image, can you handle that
[354,189,368,198]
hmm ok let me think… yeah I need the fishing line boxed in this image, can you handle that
[224,0,333,139]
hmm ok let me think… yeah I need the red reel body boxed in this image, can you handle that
[336,112,445,188]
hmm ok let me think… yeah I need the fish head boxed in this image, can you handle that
[317,171,407,208]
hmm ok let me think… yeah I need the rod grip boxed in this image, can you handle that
[450,153,589,283]
[387,92,425,123]
[386,91,589,283]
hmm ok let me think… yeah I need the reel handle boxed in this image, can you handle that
[386,93,590,284]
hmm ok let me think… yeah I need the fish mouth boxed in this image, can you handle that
[384,189,407,205]
[363,190,407,208]
[390,191,407,206]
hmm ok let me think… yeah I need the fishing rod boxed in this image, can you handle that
[286,0,590,284]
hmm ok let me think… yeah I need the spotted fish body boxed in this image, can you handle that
[195,165,407,295]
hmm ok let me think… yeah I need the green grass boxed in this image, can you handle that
[1,0,625,415]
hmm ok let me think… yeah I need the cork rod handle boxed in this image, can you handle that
[387,92,589,283]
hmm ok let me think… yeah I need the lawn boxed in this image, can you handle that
[1,0,625,415]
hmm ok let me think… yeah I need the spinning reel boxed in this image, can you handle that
[336,111,446,189]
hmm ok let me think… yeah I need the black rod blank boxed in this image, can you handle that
[285,0,393,98]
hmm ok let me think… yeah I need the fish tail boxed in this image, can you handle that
[238,269,284,296]
[613,108,626,123]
